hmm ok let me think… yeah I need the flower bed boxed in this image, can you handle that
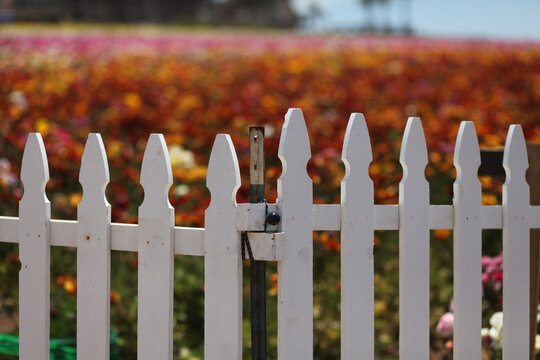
[0,30,539,359]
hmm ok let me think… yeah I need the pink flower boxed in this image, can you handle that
[436,312,454,337]
[481,253,503,291]
[492,254,503,267]
[482,256,493,268]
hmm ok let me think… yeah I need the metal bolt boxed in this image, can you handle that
[265,212,281,226]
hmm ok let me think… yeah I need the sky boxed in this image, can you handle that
[292,0,540,40]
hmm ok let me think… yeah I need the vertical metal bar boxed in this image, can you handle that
[527,142,540,360]
[249,126,267,360]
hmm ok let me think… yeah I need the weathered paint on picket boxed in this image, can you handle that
[399,117,430,360]
[340,113,374,359]
[77,134,111,360]
[277,108,313,359]
[137,134,175,360]
[502,125,530,360]
[453,122,482,360]
[204,134,242,359]
[19,133,51,360]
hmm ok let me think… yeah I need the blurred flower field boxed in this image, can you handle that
[0,28,540,359]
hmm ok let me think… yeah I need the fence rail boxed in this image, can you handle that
[2,204,540,247]
[0,108,538,359]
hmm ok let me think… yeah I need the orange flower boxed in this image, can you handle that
[434,229,451,240]
[110,290,120,304]
[269,273,278,296]
[123,92,142,109]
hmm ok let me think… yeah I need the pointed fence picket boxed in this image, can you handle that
[399,117,430,360]
[502,125,530,359]
[18,133,51,360]
[277,109,314,359]
[340,113,374,360]
[204,134,242,359]
[138,134,175,360]
[0,110,538,360]
[453,122,482,360]
[77,134,111,360]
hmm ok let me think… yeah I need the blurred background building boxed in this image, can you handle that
[0,0,298,27]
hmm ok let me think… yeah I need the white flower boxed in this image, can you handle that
[489,312,503,331]
[8,90,28,111]
[488,312,503,349]
[174,184,190,197]
[169,145,195,169]
[264,124,276,137]
[180,346,190,357]
[0,158,17,186]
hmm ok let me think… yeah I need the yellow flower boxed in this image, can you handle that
[108,140,123,158]
[479,176,492,188]
[35,118,50,135]
[482,193,498,205]
[63,278,76,295]
[69,193,82,208]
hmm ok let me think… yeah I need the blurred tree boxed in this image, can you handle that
[359,0,413,34]
[399,0,413,34]
[304,1,323,29]
[359,0,390,31]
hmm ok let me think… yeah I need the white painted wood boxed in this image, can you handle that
[51,220,77,247]
[174,227,205,256]
[453,122,482,360]
[204,134,242,360]
[502,125,530,360]
[77,134,111,360]
[3,203,534,246]
[111,223,138,251]
[0,216,18,242]
[374,205,399,230]
[531,206,540,228]
[482,205,503,229]
[312,204,453,231]
[236,202,279,232]
[276,108,313,359]
[398,117,430,360]
[137,134,175,360]
[0,218,285,259]
[429,205,453,229]
[245,232,286,261]
[340,113,374,359]
[313,204,341,231]
[18,133,51,360]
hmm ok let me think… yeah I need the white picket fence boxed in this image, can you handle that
[0,108,539,360]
